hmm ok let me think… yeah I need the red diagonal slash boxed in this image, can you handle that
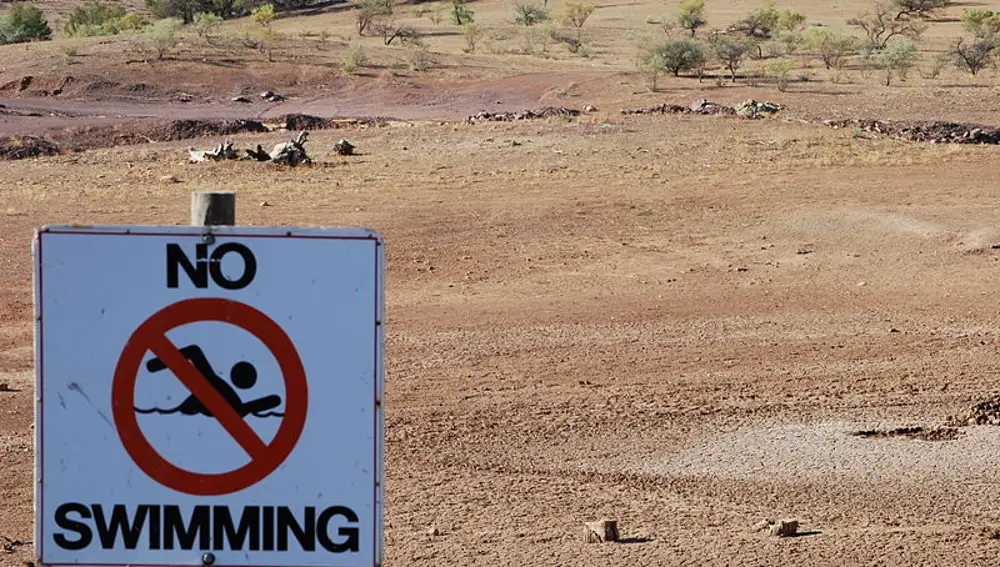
[146,333,268,459]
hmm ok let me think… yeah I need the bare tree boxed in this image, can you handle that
[891,0,949,21]
[952,37,995,75]
[848,1,926,50]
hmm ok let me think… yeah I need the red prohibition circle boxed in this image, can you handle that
[112,298,308,496]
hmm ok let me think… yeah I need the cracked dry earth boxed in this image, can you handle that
[3,113,1000,566]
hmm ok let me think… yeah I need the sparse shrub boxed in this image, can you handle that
[711,34,753,81]
[192,11,223,39]
[648,38,707,77]
[146,17,183,60]
[407,40,433,70]
[677,0,705,37]
[848,1,926,50]
[451,0,474,25]
[764,57,794,90]
[891,0,949,21]
[341,42,367,73]
[414,4,444,25]
[805,28,857,69]
[461,21,481,52]
[552,29,584,53]
[917,52,947,78]
[373,21,418,45]
[877,38,918,84]
[562,0,596,29]
[0,3,52,44]
[520,25,553,54]
[952,37,995,75]
[513,1,550,26]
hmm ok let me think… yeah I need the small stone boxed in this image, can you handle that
[159,175,180,183]
[231,96,251,103]
[585,105,597,112]
[259,201,270,207]
[889,327,900,333]
[856,281,867,287]
[0,383,11,392]
[428,526,440,537]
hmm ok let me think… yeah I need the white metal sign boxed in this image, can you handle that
[33,225,384,567]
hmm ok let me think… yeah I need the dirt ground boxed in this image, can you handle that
[6,0,1000,565]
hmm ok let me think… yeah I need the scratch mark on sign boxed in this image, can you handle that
[68,382,114,429]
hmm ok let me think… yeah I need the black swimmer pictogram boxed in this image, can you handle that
[134,345,284,418]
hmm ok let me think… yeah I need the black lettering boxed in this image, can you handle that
[163,505,210,551]
[278,506,315,552]
[166,243,208,288]
[92,504,148,550]
[262,506,275,551]
[213,506,259,551]
[317,506,359,553]
[209,243,256,290]
[148,505,161,550]
[54,502,92,551]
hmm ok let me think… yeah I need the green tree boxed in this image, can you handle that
[64,2,149,36]
[649,38,707,76]
[356,0,392,35]
[513,1,550,26]
[877,38,918,84]
[251,2,275,25]
[711,34,752,81]
[729,2,806,57]
[805,28,858,69]
[962,9,1000,40]
[678,0,705,36]
[0,4,52,44]
[451,0,474,25]
[147,0,212,23]
[192,11,223,39]
[145,17,183,59]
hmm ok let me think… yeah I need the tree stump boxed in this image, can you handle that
[583,519,619,543]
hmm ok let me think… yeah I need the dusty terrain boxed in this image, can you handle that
[5,0,1000,565]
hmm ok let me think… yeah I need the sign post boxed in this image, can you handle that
[33,199,384,567]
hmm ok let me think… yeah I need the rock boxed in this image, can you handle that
[583,519,619,543]
[261,90,275,99]
[584,105,597,112]
[259,201,270,207]
[428,526,441,537]
[159,175,180,183]
[333,139,355,156]
[0,383,11,392]
[231,96,252,103]
[767,519,799,537]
